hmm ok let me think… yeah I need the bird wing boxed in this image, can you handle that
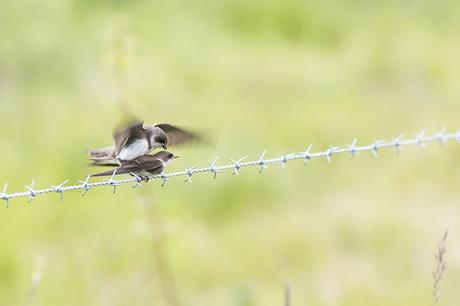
[113,119,145,155]
[90,158,163,177]
[155,123,198,146]
[122,156,164,173]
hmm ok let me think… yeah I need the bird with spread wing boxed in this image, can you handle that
[88,118,199,165]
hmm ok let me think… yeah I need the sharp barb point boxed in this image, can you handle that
[302,144,312,165]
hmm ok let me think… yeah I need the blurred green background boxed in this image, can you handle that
[1,0,460,305]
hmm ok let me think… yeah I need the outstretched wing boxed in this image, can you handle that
[113,119,145,155]
[155,123,198,146]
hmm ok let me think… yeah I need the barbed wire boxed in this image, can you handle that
[1,128,459,206]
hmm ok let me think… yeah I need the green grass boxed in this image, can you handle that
[1,0,460,305]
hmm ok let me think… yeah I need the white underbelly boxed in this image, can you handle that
[118,139,149,161]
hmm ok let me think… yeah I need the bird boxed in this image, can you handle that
[88,119,198,165]
[90,151,179,180]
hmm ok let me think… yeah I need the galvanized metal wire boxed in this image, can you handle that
[1,129,459,206]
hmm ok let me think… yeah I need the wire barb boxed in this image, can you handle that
[103,170,120,194]
[184,166,198,183]
[302,144,313,166]
[279,154,290,169]
[25,181,36,203]
[0,129,459,203]
[326,147,338,163]
[50,180,69,202]
[371,140,384,157]
[392,134,404,154]
[230,156,247,176]
[77,175,92,197]
[436,127,447,145]
[348,138,359,159]
[416,130,426,147]
[1,183,9,208]
[257,151,268,173]
[208,156,220,179]
[159,173,170,187]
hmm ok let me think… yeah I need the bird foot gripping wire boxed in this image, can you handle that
[130,173,144,189]
[159,173,170,187]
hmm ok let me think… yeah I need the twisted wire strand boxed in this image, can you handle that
[1,129,459,205]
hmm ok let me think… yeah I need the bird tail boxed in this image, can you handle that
[87,147,119,166]
[87,146,115,158]
[89,157,120,167]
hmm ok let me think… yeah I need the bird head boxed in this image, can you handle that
[149,128,168,150]
[154,151,179,165]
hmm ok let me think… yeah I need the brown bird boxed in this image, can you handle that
[88,119,197,165]
[90,151,179,179]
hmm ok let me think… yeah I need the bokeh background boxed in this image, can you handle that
[1,0,460,305]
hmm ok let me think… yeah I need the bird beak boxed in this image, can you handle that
[162,145,167,150]
[174,155,180,159]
